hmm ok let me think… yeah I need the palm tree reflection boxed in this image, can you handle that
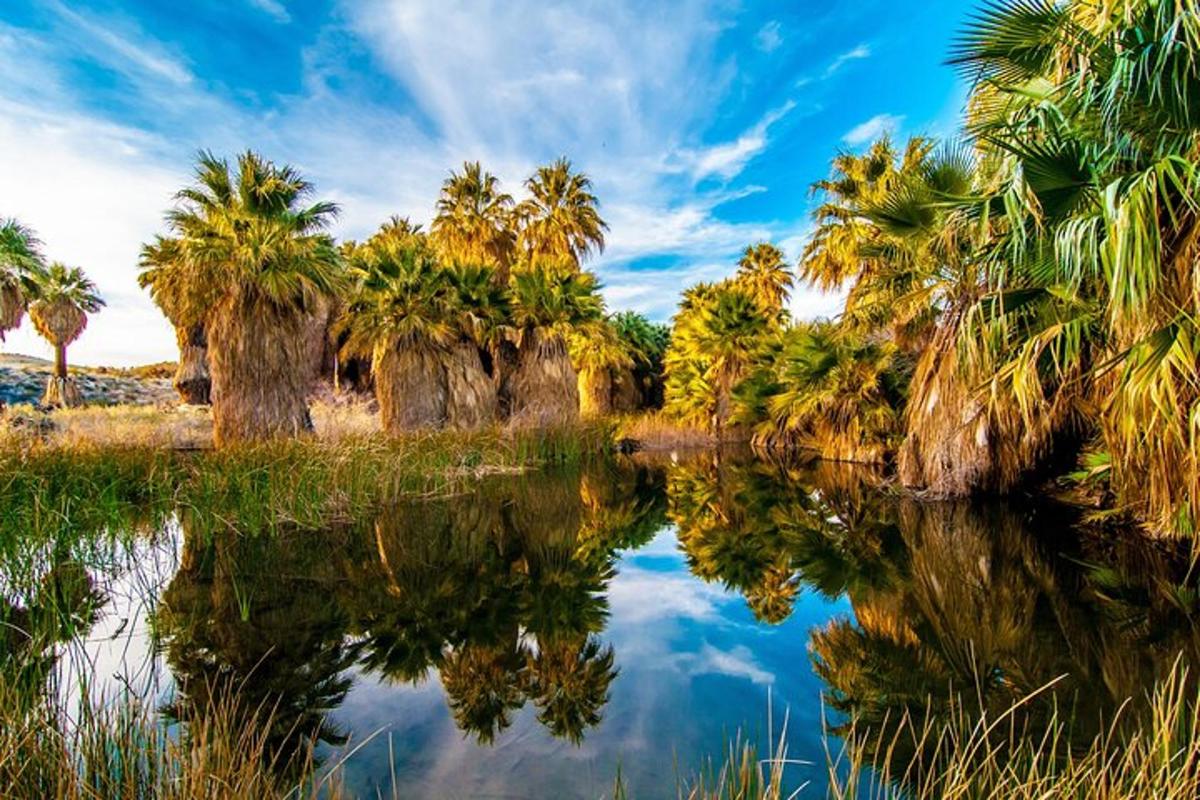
[156,463,664,763]
[659,451,1200,788]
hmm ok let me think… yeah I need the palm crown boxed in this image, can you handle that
[29,261,104,349]
[341,225,508,358]
[431,161,516,272]
[516,158,607,270]
[736,242,793,315]
[152,150,343,319]
[0,218,46,338]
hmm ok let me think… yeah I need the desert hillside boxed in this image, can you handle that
[0,354,177,407]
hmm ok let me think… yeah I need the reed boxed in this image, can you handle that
[0,672,351,800]
[675,663,1200,800]
[0,421,616,552]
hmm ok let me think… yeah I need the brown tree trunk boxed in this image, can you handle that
[208,294,320,447]
[40,343,82,408]
[445,341,497,430]
[507,328,580,428]
[374,341,448,433]
[610,366,642,413]
[174,323,211,405]
[578,368,613,418]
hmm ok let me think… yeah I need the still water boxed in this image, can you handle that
[10,452,1200,798]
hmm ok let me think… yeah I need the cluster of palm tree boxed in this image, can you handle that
[140,152,667,443]
[662,243,793,431]
[663,0,1200,536]
[1,219,104,408]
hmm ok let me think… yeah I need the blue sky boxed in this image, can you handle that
[0,0,974,365]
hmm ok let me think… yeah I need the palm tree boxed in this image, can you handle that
[28,262,104,408]
[505,267,604,426]
[735,321,907,463]
[341,220,506,432]
[736,242,793,317]
[0,218,45,341]
[525,636,617,744]
[515,158,607,271]
[800,137,931,298]
[139,236,210,404]
[949,0,1200,533]
[143,151,343,446]
[431,161,516,280]
[665,280,774,432]
[440,641,529,744]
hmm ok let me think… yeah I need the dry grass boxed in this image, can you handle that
[309,396,382,440]
[0,397,386,450]
[90,361,178,380]
[615,411,719,451]
[1,403,214,449]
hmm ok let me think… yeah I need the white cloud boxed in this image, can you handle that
[247,0,292,24]
[47,1,194,87]
[824,43,871,79]
[0,99,181,366]
[755,20,782,53]
[695,644,775,685]
[608,568,731,624]
[842,113,904,146]
[680,101,797,182]
[0,0,821,363]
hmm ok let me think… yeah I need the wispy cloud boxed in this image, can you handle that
[824,43,871,78]
[679,101,797,182]
[47,1,194,87]
[755,20,782,53]
[247,0,291,24]
[0,0,963,363]
[843,112,904,145]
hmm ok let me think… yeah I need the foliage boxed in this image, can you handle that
[430,161,516,276]
[734,321,908,462]
[664,279,777,431]
[515,157,607,270]
[28,262,104,350]
[0,218,46,339]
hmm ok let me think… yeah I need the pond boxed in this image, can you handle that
[7,451,1199,798]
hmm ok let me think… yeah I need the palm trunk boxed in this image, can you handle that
[374,339,448,433]
[507,328,580,428]
[897,309,1068,496]
[208,293,320,447]
[610,366,642,412]
[445,341,497,430]
[40,342,82,408]
[174,323,211,405]
[578,368,613,418]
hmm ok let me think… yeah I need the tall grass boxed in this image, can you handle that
[0,674,350,800]
[0,422,614,541]
[677,666,1200,799]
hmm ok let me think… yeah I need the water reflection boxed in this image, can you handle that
[1,557,104,696]
[154,464,666,771]
[6,453,1198,797]
[662,452,1200,786]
